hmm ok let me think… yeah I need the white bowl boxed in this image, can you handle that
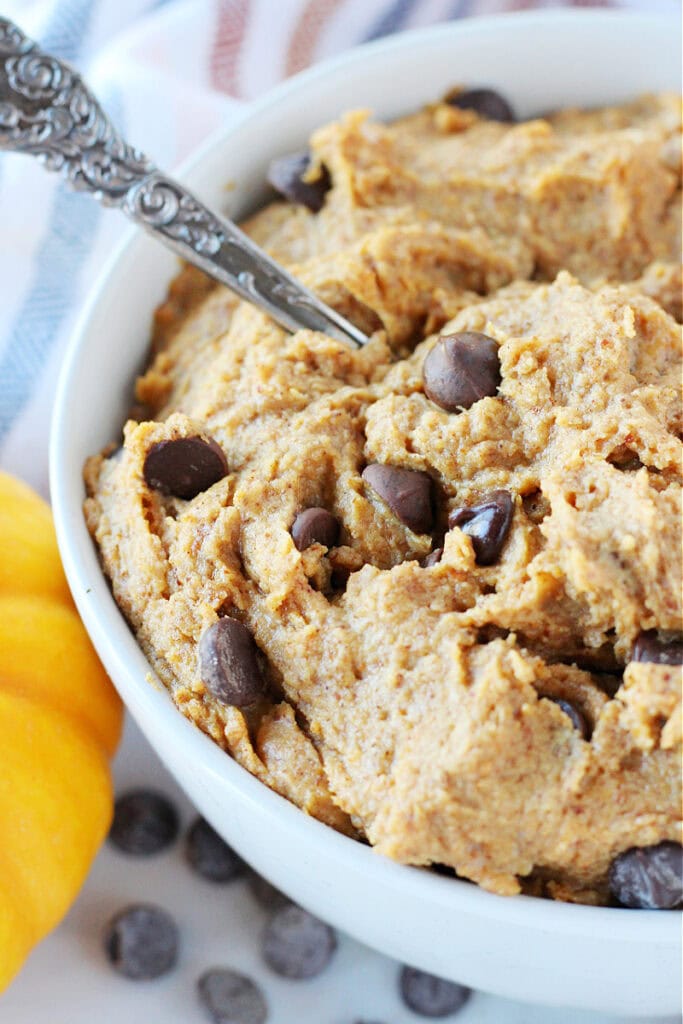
[51,10,682,1017]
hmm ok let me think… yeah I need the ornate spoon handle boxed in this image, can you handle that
[0,17,369,348]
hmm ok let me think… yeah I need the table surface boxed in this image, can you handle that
[0,717,676,1024]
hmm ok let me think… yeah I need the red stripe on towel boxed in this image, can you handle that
[285,0,345,77]
[210,0,252,96]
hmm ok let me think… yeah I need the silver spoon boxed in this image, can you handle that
[0,16,369,348]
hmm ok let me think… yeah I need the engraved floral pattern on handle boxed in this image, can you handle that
[0,16,368,345]
[0,17,224,253]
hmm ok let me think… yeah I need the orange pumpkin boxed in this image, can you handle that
[0,471,122,991]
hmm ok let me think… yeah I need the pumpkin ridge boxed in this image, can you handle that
[0,593,122,757]
[0,690,113,990]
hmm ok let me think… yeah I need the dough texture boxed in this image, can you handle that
[85,93,682,902]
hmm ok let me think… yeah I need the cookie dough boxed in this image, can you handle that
[85,92,682,903]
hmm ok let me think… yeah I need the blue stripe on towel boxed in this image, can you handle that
[362,0,422,41]
[0,0,104,442]
[0,81,124,439]
[447,0,473,18]
[0,186,104,441]
[40,0,98,59]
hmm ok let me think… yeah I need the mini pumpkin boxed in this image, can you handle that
[0,471,123,991]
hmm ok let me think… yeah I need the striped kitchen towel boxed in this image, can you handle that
[0,0,673,495]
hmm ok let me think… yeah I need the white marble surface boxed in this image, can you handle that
[0,717,676,1024]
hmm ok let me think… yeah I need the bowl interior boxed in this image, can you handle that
[50,10,681,1015]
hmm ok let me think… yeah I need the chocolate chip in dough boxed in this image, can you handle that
[546,697,590,740]
[143,435,228,500]
[197,968,268,1024]
[423,547,443,567]
[362,464,433,534]
[199,618,265,707]
[262,905,337,979]
[609,842,683,909]
[632,630,683,666]
[291,507,340,551]
[399,966,472,1018]
[448,490,513,566]
[446,87,515,122]
[422,332,501,413]
[109,789,179,856]
[104,904,178,980]
[186,816,246,883]
[267,150,331,212]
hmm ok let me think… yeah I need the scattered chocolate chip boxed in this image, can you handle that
[197,968,268,1024]
[423,547,443,567]
[291,507,340,551]
[399,966,471,1018]
[109,789,179,856]
[262,905,337,979]
[362,464,433,534]
[632,630,683,666]
[104,904,178,980]
[199,617,265,708]
[609,842,683,909]
[422,332,501,413]
[247,871,293,912]
[546,697,590,740]
[143,435,228,500]
[186,816,246,882]
[446,87,515,122]
[267,150,331,212]
[448,490,513,565]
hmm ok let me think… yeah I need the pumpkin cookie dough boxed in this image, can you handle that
[85,90,683,906]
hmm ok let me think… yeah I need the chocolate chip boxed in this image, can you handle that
[267,150,331,212]
[362,464,433,534]
[423,547,443,567]
[247,870,293,912]
[607,445,645,471]
[609,842,683,909]
[104,904,178,980]
[199,617,265,707]
[632,630,683,666]
[448,490,513,565]
[144,435,228,500]
[446,87,515,122]
[261,905,337,979]
[291,507,340,551]
[546,697,590,740]
[399,966,471,1017]
[109,789,179,856]
[422,332,501,413]
[186,816,246,882]
[197,968,268,1024]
